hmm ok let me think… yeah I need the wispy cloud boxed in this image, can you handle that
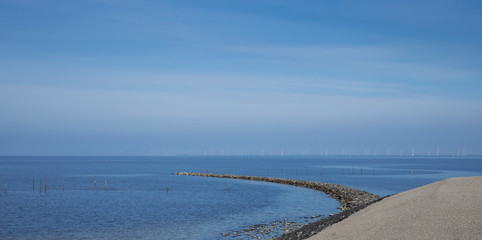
[228,44,482,86]
[1,82,481,136]
[230,45,395,60]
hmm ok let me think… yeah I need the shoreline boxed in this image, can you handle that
[174,172,381,239]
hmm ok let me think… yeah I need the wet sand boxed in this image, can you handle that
[309,176,482,240]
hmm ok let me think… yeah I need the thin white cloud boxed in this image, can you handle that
[1,82,481,135]
[230,45,392,59]
[229,44,482,83]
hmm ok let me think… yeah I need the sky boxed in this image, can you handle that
[1,0,482,156]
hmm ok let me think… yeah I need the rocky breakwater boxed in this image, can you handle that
[173,172,380,211]
[174,172,382,239]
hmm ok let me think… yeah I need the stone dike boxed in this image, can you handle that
[174,172,380,211]
[174,172,382,239]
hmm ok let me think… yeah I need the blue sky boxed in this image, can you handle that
[1,0,481,155]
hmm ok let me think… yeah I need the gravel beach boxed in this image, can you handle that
[309,176,482,240]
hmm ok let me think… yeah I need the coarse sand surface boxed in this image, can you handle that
[308,176,482,240]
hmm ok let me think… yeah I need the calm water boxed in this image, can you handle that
[1,156,481,239]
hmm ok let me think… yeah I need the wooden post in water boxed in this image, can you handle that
[39,179,42,193]
[45,177,47,192]
[228,183,230,192]
[94,175,97,188]
[62,180,65,191]
[166,181,169,192]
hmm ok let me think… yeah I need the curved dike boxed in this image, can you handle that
[174,172,380,211]
[174,172,383,239]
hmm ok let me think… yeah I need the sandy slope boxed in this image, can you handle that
[308,176,482,240]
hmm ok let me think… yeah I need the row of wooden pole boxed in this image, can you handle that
[4,176,108,192]
[3,177,168,192]
[31,177,54,192]
[4,177,194,193]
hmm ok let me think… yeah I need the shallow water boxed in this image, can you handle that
[1,156,481,239]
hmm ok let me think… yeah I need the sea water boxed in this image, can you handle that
[0,156,481,239]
